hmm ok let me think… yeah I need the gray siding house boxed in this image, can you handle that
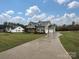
[26,22,37,33]
[36,21,51,33]
[26,21,55,34]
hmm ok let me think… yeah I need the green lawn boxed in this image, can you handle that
[0,33,44,52]
[60,31,79,59]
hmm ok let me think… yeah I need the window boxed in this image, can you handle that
[19,28,20,29]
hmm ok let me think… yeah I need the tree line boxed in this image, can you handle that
[56,21,79,31]
[0,22,25,31]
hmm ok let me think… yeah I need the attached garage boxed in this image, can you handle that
[48,25,55,33]
[49,29,53,33]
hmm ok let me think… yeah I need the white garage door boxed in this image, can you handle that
[49,29,53,33]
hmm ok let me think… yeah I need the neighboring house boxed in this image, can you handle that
[5,26,24,33]
[0,25,5,32]
[4,22,24,33]
[10,26,24,32]
[26,21,55,34]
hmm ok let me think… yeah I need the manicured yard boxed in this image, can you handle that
[0,33,44,52]
[60,31,79,59]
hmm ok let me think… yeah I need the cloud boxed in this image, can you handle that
[0,15,7,24]
[68,1,79,8]
[56,0,66,4]
[26,13,46,23]
[0,7,79,26]
[31,13,47,21]
[43,0,48,3]
[55,0,79,9]
[0,10,26,24]
[0,13,12,24]
[53,13,79,25]
[26,13,54,24]
[6,10,15,15]
[63,13,76,18]
[10,16,25,24]
[55,0,70,5]
[45,15,54,21]
[25,5,41,16]
[17,12,23,15]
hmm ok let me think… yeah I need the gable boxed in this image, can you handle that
[26,21,52,29]
[15,26,24,30]
[26,22,38,28]
[11,26,24,31]
[38,21,51,26]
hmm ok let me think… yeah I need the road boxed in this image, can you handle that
[0,32,72,59]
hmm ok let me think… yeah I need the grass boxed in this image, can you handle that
[0,32,44,52]
[60,31,79,59]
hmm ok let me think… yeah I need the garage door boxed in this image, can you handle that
[49,29,53,33]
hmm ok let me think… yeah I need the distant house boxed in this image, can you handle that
[5,26,24,32]
[0,25,5,32]
[26,21,55,34]
[4,22,24,33]
[11,26,24,32]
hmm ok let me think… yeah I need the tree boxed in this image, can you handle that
[72,21,75,26]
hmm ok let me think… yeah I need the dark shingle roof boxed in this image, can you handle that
[38,21,51,26]
[27,21,51,28]
[26,22,38,28]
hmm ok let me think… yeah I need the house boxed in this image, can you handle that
[4,22,25,33]
[26,21,55,34]
[26,22,37,33]
[5,26,24,32]
[10,26,24,32]
[36,21,51,34]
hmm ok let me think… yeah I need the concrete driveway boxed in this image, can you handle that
[0,32,72,59]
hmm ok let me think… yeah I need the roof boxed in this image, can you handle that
[49,25,54,29]
[6,25,18,29]
[38,21,51,26]
[6,25,24,30]
[26,22,38,28]
[12,26,24,30]
[26,21,51,28]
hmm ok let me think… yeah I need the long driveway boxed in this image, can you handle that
[0,32,72,59]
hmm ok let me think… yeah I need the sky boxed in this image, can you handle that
[0,0,79,25]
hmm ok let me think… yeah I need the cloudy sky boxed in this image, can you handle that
[0,0,79,25]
